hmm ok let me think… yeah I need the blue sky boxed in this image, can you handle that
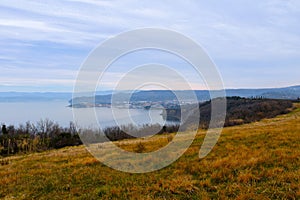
[0,0,299,92]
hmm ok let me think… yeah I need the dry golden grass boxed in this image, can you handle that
[0,104,299,199]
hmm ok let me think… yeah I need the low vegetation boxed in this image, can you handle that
[0,103,299,199]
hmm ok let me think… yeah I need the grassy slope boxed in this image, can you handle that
[1,104,300,200]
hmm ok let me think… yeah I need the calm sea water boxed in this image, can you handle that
[0,101,165,128]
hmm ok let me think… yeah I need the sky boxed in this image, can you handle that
[0,0,299,92]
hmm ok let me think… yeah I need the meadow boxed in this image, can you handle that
[0,104,299,199]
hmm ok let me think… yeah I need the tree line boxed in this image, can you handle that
[0,119,179,156]
[0,120,82,156]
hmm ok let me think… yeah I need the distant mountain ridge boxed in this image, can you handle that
[225,85,300,99]
[0,92,72,102]
[0,90,114,102]
[70,85,300,107]
[0,85,299,103]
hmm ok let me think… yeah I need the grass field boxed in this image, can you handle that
[0,104,299,199]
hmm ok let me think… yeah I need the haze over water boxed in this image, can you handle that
[0,101,165,128]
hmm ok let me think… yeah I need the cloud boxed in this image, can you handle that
[0,0,299,91]
[1,0,299,56]
[0,67,76,83]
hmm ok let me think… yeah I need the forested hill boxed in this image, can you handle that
[164,97,295,129]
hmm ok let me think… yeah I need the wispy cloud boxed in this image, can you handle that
[0,0,299,91]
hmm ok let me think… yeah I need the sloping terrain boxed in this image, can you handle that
[164,97,294,128]
[0,104,299,199]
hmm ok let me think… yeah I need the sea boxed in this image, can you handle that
[0,101,166,129]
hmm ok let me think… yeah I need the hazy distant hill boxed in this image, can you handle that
[0,92,72,102]
[0,91,114,102]
[225,85,300,99]
[0,85,299,103]
[70,85,300,106]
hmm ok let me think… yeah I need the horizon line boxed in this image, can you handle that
[0,84,299,93]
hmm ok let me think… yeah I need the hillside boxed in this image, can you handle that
[0,104,299,199]
[164,97,294,128]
